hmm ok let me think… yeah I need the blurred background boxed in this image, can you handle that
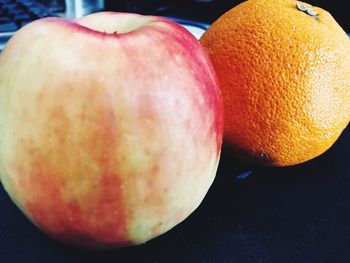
[105,0,349,30]
[0,0,349,50]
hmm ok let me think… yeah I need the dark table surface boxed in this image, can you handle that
[1,124,350,263]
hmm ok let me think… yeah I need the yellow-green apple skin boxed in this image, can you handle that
[0,12,223,249]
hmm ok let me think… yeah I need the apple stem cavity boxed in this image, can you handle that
[76,13,154,35]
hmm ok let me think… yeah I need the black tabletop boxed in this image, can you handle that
[1,125,350,263]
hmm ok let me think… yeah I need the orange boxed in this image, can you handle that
[200,0,350,166]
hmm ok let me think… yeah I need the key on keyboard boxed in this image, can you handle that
[0,21,17,32]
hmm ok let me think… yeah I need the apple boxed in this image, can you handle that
[0,12,223,249]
